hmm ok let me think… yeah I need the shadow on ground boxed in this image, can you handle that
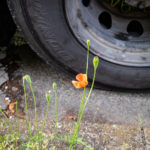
[4,44,150,127]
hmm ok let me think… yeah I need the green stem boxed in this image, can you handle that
[69,88,86,150]
[80,68,96,122]
[77,87,86,123]
[69,68,97,150]
[77,40,90,124]
[0,109,13,135]
[42,99,51,132]
[15,101,19,149]
[16,101,20,138]
[29,84,38,132]
[23,80,31,136]
[78,68,96,142]
[78,68,96,140]
[54,89,58,150]
[69,42,90,150]
[0,109,16,148]
[79,39,90,121]
[86,43,90,75]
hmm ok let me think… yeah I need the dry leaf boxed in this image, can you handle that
[68,116,77,121]
[9,102,17,113]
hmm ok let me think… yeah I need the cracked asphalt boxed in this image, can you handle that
[1,44,150,149]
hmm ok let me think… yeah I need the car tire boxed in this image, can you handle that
[7,0,150,89]
[0,0,16,46]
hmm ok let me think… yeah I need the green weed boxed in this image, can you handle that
[0,39,98,149]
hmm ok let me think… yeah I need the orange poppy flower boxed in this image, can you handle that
[72,73,88,88]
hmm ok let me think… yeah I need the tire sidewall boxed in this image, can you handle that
[9,0,150,89]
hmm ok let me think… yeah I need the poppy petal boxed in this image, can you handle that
[72,81,83,88]
[80,81,88,87]
[76,74,87,82]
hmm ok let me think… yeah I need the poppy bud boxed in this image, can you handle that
[46,92,51,102]
[23,74,32,85]
[93,56,99,69]
[53,82,57,90]
[87,40,90,48]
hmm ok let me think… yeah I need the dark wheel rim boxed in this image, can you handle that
[65,0,150,67]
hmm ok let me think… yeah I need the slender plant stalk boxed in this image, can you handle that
[29,83,38,132]
[69,40,90,150]
[16,101,20,136]
[69,67,97,150]
[16,101,20,148]
[70,89,86,149]
[69,40,91,149]
[80,56,99,126]
[80,68,97,119]
[77,68,97,135]
[0,109,17,148]
[30,83,42,149]
[77,87,86,122]
[86,40,90,75]
[77,39,90,123]
[0,109,13,135]
[23,80,32,136]
[54,88,58,150]
[23,75,40,146]
[42,98,51,132]
[80,67,96,123]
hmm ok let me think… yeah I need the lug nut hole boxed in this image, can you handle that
[127,20,143,37]
[98,12,112,29]
[82,0,91,7]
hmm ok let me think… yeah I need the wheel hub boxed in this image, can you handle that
[65,0,150,67]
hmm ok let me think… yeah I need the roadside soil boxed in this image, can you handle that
[0,44,150,149]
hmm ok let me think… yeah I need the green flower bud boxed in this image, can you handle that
[87,40,90,48]
[23,74,32,85]
[53,82,57,90]
[93,56,99,69]
[46,92,51,102]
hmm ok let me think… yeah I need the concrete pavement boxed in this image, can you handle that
[0,45,150,149]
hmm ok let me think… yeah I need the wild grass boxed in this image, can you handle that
[0,40,99,149]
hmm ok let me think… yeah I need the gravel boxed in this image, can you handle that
[0,67,8,85]
[0,90,7,110]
